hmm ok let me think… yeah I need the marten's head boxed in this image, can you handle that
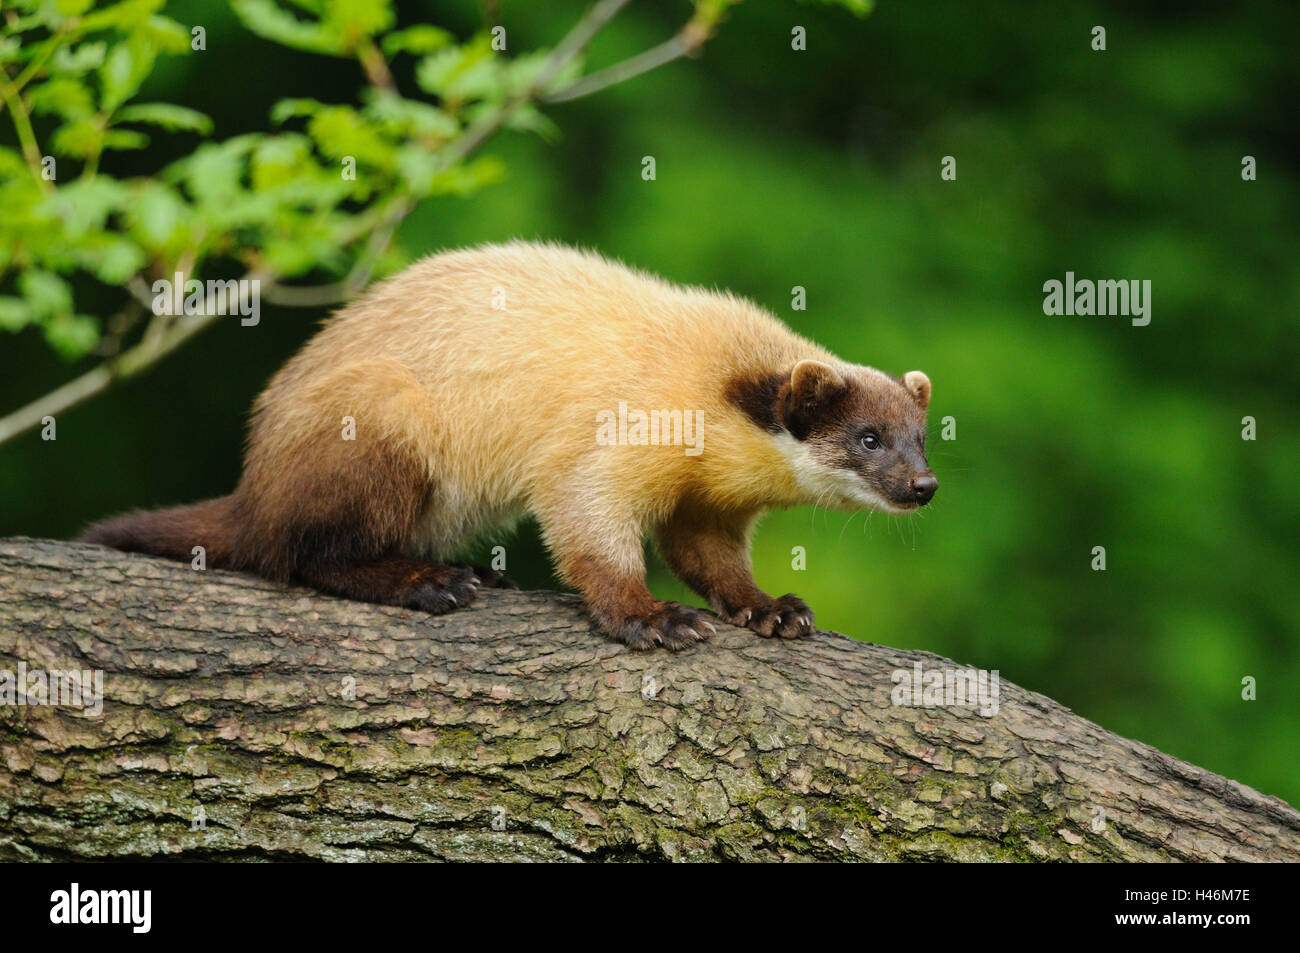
[731,360,937,513]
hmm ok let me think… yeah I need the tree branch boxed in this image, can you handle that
[0,271,268,447]
[0,68,52,193]
[2,537,1296,862]
[541,33,692,104]
[433,0,634,171]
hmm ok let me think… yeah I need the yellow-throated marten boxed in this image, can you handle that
[81,242,937,650]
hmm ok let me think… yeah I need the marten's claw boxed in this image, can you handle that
[730,594,814,640]
[402,565,480,614]
[607,602,712,652]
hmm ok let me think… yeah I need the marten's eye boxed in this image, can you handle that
[860,432,882,451]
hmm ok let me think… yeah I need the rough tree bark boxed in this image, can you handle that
[0,537,1296,862]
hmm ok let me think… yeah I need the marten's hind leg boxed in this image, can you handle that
[300,557,481,613]
[234,359,480,615]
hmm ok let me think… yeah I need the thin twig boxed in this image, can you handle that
[0,68,52,192]
[356,38,396,92]
[542,32,692,104]
[0,271,270,447]
[441,0,633,167]
[0,364,114,447]
[127,275,156,310]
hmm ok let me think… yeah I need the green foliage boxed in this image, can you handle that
[381,24,453,58]
[115,103,213,134]
[2,0,870,361]
[230,0,394,57]
[0,0,635,360]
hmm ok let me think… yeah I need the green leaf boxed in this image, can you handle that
[50,118,104,158]
[0,297,33,333]
[136,14,193,53]
[166,136,258,206]
[99,38,157,112]
[43,312,101,360]
[200,189,281,232]
[270,97,327,124]
[19,270,74,319]
[28,77,96,121]
[36,178,127,236]
[0,38,25,66]
[50,42,107,75]
[0,148,29,179]
[77,236,147,284]
[251,134,312,189]
[103,128,150,150]
[307,105,396,169]
[128,182,190,252]
[415,37,500,101]
[504,49,580,99]
[262,236,327,276]
[825,0,874,16]
[231,0,348,55]
[381,24,452,57]
[393,146,438,196]
[78,0,166,33]
[503,103,559,142]
[56,0,97,17]
[321,0,394,41]
[426,154,505,197]
[364,92,458,140]
[116,102,213,134]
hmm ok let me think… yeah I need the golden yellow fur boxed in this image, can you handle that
[260,242,838,572]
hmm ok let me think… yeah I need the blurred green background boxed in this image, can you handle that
[2,1,1297,805]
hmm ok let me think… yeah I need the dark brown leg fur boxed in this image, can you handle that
[299,556,481,613]
[657,503,814,639]
[235,415,486,613]
[82,367,490,618]
[565,553,715,652]
[76,346,518,622]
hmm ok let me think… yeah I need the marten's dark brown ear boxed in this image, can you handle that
[790,360,847,408]
[902,370,931,410]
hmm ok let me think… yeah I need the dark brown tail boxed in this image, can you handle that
[77,495,240,567]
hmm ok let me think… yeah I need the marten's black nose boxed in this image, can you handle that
[910,474,938,504]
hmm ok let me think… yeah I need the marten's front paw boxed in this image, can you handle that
[402,565,481,614]
[609,602,715,652]
[728,594,814,639]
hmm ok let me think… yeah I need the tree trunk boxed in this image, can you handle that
[0,537,1295,862]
